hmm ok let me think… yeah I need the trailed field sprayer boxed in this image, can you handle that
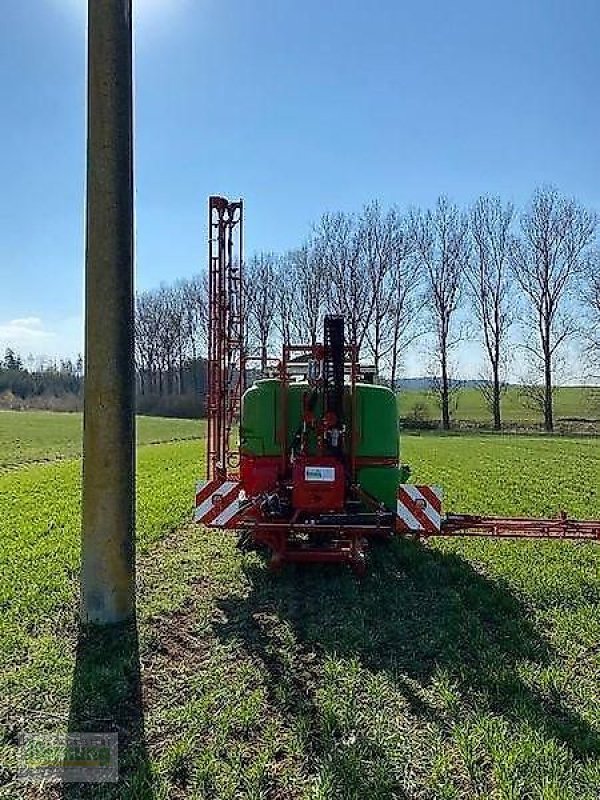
[195,196,600,574]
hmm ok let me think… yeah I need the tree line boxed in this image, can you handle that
[0,348,83,403]
[244,186,599,432]
[134,276,206,396]
[5,186,596,426]
[134,186,599,431]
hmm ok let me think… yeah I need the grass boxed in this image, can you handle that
[0,421,598,799]
[402,432,600,517]
[0,410,202,471]
[399,386,600,427]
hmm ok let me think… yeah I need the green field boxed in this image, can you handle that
[0,412,599,799]
[399,386,600,427]
[0,411,201,471]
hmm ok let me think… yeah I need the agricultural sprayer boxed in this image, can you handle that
[195,196,600,574]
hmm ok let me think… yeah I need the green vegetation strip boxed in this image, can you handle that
[403,433,600,518]
[0,431,598,798]
[0,411,203,471]
[0,440,201,690]
[398,386,600,425]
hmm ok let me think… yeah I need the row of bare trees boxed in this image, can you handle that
[243,189,598,431]
[135,187,599,430]
[243,202,423,385]
[134,276,206,397]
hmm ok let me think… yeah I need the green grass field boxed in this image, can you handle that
[0,411,598,799]
[399,386,600,426]
[0,411,201,471]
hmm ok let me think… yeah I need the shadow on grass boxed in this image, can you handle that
[62,618,153,800]
[214,538,599,787]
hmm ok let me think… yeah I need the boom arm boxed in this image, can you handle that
[440,512,600,540]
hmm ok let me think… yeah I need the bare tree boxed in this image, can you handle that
[467,195,516,430]
[289,239,327,346]
[244,252,278,372]
[510,187,597,431]
[135,289,164,394]
[316,211,374,355]
[135,282,199,397]
[360,203,422,385]
[361,202,392,374]
[180,274,208,391]
[134,293,151,395]
[273,255,297,352]
[154,284,184,395]
[387,261,427,390]
[410,197,469,430]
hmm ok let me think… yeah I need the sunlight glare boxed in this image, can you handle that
[56,0,188,27]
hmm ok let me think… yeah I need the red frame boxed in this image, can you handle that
[207,196,244,481]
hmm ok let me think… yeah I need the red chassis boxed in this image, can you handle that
[195,475,600,574]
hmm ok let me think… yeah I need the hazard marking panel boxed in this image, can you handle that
[396,485,443,533]
[195,479,245,529]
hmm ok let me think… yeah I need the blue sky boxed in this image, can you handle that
[1,0,598,373]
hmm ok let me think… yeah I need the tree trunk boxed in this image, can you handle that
[372,318,380,377]
[191,344,198,392]
[261,341,268,373]
[390,344,398,392]
[492,360,501,431]
[543,347,553,432]
[441,355,450,431]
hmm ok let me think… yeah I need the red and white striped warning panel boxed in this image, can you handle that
[396,484,443,533]
[194,479,246,528]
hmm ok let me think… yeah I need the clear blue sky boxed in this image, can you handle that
[1,0,598,369]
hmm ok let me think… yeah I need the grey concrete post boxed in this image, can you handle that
[81,0,135,624]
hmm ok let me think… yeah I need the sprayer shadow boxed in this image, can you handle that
[62,617,153,799]
[214,538,599,771]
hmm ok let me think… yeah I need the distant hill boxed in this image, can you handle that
[396,377,489,391]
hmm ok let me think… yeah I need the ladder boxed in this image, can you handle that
[207,196,244,480]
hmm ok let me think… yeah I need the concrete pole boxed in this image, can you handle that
[81,0,135,624]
